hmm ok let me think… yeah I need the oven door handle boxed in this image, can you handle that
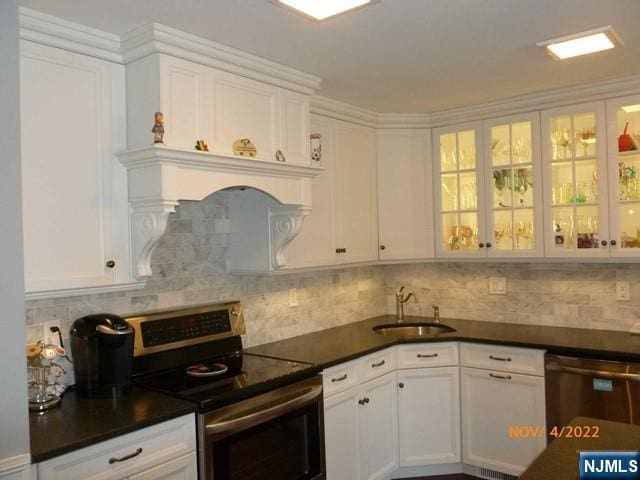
[546,363,640,382]
[205,383,323,435]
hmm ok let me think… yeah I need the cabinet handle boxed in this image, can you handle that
[105,260,116,268]
[275,150,286,162]
[398,382,404,389]
[335,248,346,254]
[489,355,511,362]
[601,240,608,246]
[358,399,365,405]
[417,353,438,358]
[109,447,143,464]
[364,397,370,404]
[486,242,492,248]
[478,243,485,248]
[611,240,617,246]
[379,245,386,250]
[331,374,348,383]
[371,360,386,368]
[489,373,512,380]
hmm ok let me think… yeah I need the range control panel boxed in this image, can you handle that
[141,310,231,347]
[125,302,245,356]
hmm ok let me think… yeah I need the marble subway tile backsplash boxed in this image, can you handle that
[25,195,386,348]
[25,193,640,349]
[384,262,640,332]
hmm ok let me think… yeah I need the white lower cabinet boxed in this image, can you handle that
[460,365,546,476]
[37,415,196,480]
[397,366,461,466]
[324,343,546,479]
[360,373,399,480]
[324,370,398,480]
[128,453,197,480]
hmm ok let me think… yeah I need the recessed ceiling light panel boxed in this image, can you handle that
[275,0,376,21]
[537,26,621,60]
[622,104,640,114]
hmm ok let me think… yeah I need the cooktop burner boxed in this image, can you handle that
[134,352,314,411]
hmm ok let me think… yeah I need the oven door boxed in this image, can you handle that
[199,375,325,480]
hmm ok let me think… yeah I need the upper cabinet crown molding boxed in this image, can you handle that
[18,7,122,63]
[312,75,640,130]
[120,22,321,95]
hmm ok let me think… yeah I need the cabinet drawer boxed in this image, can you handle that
[460,343,545,376]
[323,359,360,397]
[358,348,396,383]
[37,414,196,480]
[397,343,459,368]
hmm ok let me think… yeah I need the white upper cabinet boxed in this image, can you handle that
[377,129,434,261]
[434,122,486,258]
[435,116,544,259]
[126,54,310,165]
[483,113,543,258]
[288,116,378,269]
[278,89,311,165]
[160,56,208,150]
[287,114,337,268]
[207,69,279,160]
[606,94,640,257]
[20,41,131,296]
[334,120,379,264]
[541,102,610,257]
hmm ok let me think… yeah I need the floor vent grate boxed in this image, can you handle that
[478,467,517,480]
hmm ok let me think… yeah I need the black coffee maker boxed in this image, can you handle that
[70,314,135,398]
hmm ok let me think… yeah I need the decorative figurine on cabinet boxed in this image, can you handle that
[310,133,322,162]
[195,139,209,152]
[152,112,165,144]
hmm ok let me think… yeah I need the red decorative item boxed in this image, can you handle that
[619,122,637,152]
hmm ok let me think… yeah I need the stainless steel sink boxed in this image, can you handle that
[373,322,456,337]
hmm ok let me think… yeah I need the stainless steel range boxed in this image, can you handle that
[125,302,325,480]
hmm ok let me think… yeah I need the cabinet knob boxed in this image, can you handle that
[364,397,370,404]
[358,399,365,405]
[398,382,404,389]
[486,242,492,248]
[380,245,386,250]
[106,260,116,268]
[478,243,485,248]
[601,240,608,246]
[611,240,617,246]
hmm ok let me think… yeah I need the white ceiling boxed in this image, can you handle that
[19,0,640,113]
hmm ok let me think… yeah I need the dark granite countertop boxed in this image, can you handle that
[30,386,196,463]
[520,417,640,479]
[246,315,640,367]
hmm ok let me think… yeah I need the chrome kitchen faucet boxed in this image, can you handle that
[395,286,416,322]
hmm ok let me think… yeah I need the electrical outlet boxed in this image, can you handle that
[43,320,62,346]
[617,281,631,301]
[288,288,299,308]
[489,277,507,295]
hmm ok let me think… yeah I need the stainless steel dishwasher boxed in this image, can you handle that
[545,354,640,431]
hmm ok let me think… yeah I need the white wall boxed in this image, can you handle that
[0,0,30,468]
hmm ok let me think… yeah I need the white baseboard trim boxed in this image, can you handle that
[0,454,31,478]
[392,462,463,478]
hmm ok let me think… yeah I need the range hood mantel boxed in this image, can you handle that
[117,145,322,280]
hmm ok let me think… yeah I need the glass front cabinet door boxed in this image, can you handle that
[434,122,486,257]
[607,94,640,257]
[483,113,543,257]
[541,102,610,258]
